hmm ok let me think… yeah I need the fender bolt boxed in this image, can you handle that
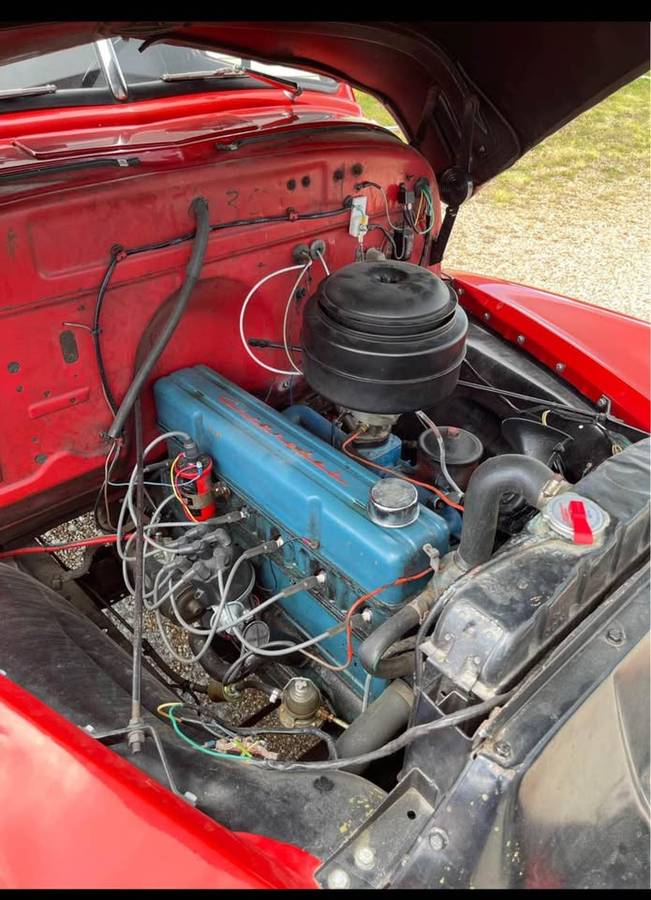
[430,829,448,851]
[495,740,512,760]
[606,627,624,646]
[354,846,375,870]
[327,868,351,889]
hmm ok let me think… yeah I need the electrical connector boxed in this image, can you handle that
[348,196,368,238]
[414,176,430,198]
[398,182,415,214]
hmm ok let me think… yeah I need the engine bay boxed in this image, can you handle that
[0,122,649,887]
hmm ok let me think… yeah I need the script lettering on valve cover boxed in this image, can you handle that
[217,394,348,485]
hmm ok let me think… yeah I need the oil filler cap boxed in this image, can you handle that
[542,492,610,544]
[368,477,419,528]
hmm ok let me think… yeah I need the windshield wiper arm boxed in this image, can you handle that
[0,84,57,101]
[160,66,243,82]
[160,66,302,98]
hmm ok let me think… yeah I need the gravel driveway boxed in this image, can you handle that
[446,172,649,322]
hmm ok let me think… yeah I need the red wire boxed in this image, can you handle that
[0,534,121,560]
[308,566,433,672]
[341,432,464,512]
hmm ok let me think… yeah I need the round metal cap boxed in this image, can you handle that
[542,491,610,541]
[368,477,419,528]
[242,620,270,648]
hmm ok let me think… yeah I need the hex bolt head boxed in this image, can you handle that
[482,312,491,321]
[494,740,512,760]
[516,334,526,345]
[555,362,566,373]
[429,828,448,851]
[327,868,351,889]
[606,627,625,646]
[354,845,376,871]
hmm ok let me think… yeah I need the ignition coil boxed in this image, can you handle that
[174,438,217,521]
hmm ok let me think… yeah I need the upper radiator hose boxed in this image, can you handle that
[457,454,569,569]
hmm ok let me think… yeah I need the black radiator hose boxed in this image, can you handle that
[335,679,414,773]
[107,196,210,439]
[457,453,568,570]
[358,605,421,678]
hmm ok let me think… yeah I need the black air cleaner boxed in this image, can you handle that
[301,261,467,413]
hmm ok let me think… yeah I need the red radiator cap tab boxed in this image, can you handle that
[567,499,594,544]
[542,491,610,544]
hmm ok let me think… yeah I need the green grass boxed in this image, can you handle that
[355,75,650,205]
[355,90,396,126]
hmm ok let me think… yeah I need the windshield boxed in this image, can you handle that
[0,38,339,108]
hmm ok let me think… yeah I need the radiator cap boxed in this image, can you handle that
[542,491,610,543]
[368,477,419,528]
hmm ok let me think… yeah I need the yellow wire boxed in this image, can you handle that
[415,191,425,225]
[157,702,253,758]
[233,740,253,759]
[157,701,182,719]
[170,453,199,523]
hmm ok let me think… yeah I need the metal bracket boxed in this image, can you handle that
[92,722,197,805]
[315,768,438,889]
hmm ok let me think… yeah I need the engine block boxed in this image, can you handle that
[154,366,449,699]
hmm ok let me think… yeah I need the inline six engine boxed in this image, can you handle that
[153,259,468,714]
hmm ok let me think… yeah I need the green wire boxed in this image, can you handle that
[166,702,250,763]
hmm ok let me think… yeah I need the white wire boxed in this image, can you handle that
[212,584,287,635]
[415,410,465,498]
[234,624,332,658]
[121,496,179,597]
[361,673,373,713]
[377,184,401,231]
[125,451,202,555]
[109,480,175,488]
[409,188,435,236]
[101,439,122,529]
[239,263,311,376]
[152,567,254,664]
[281,261,312,375]
[154,606,224,665]
[116,431,190,559]
[143,563,179,610]
[282,250,331,375]
[316,249,330,276]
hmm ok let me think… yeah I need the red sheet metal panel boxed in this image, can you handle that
[0,675,319,889]
[451,271,650,431]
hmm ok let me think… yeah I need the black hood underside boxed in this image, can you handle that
[0,20,648,186]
